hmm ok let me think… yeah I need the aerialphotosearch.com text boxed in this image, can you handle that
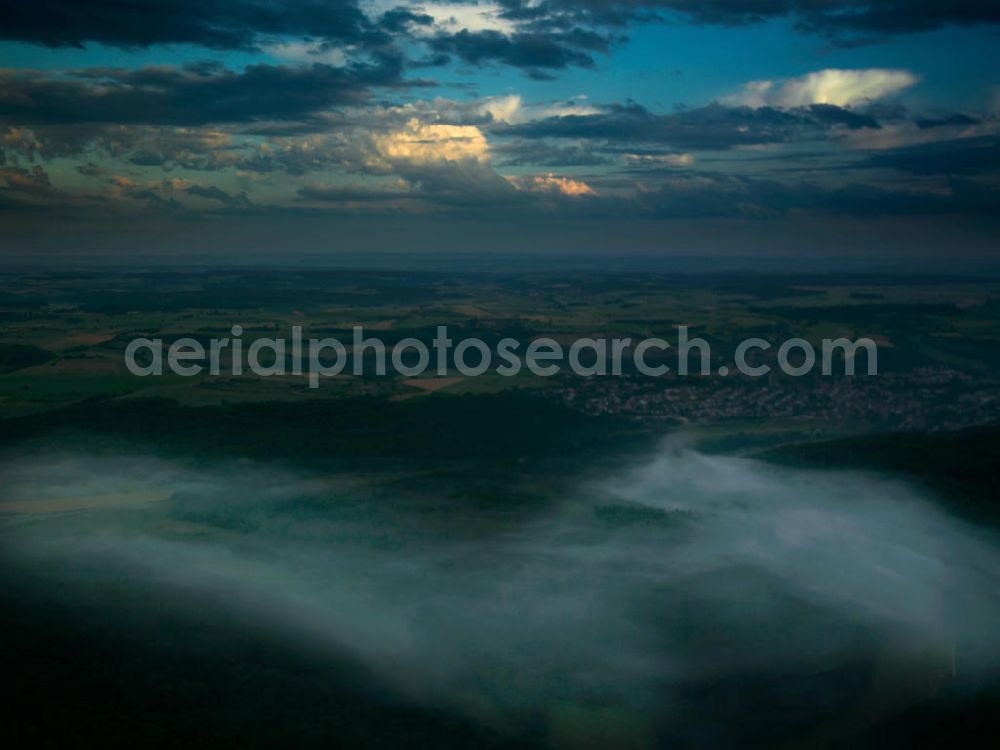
[124,326,878,387]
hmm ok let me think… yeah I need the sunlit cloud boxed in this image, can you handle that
[373,119,490,165]
[408,1,517,35]
[623,152,695,168]
[512,173,596,196]
[725,68,919,109]
[477,94,601,125]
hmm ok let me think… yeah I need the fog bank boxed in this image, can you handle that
[2,439,999,745]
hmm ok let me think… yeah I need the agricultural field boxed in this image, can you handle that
[2,268,999,414]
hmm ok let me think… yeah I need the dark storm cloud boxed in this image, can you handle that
[3,0,994,53]
[807,103,880,130]
[0,0,382,50]
[0,1,995,92]
[299,159,997,220]
[231,141,353,176]
[1,122,108,160]
[379,7,435,33]
[626,171,1000,219]
[916,113,982,130]
[862,135,1000,175]
[427,28,611,73]
[494,140,610,166]
[499,1,1000,38]
[790,0,1000,36]
[2,122,247,171]
[472,1,1000,62]
[501,101,879,150]
[0,60,409,126]
[419,1,998,72]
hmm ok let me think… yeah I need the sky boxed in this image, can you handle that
[1,1,998,261]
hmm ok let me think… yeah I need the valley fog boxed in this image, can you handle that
[2,440,999,747]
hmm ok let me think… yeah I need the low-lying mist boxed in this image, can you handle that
[2,437,999,747]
